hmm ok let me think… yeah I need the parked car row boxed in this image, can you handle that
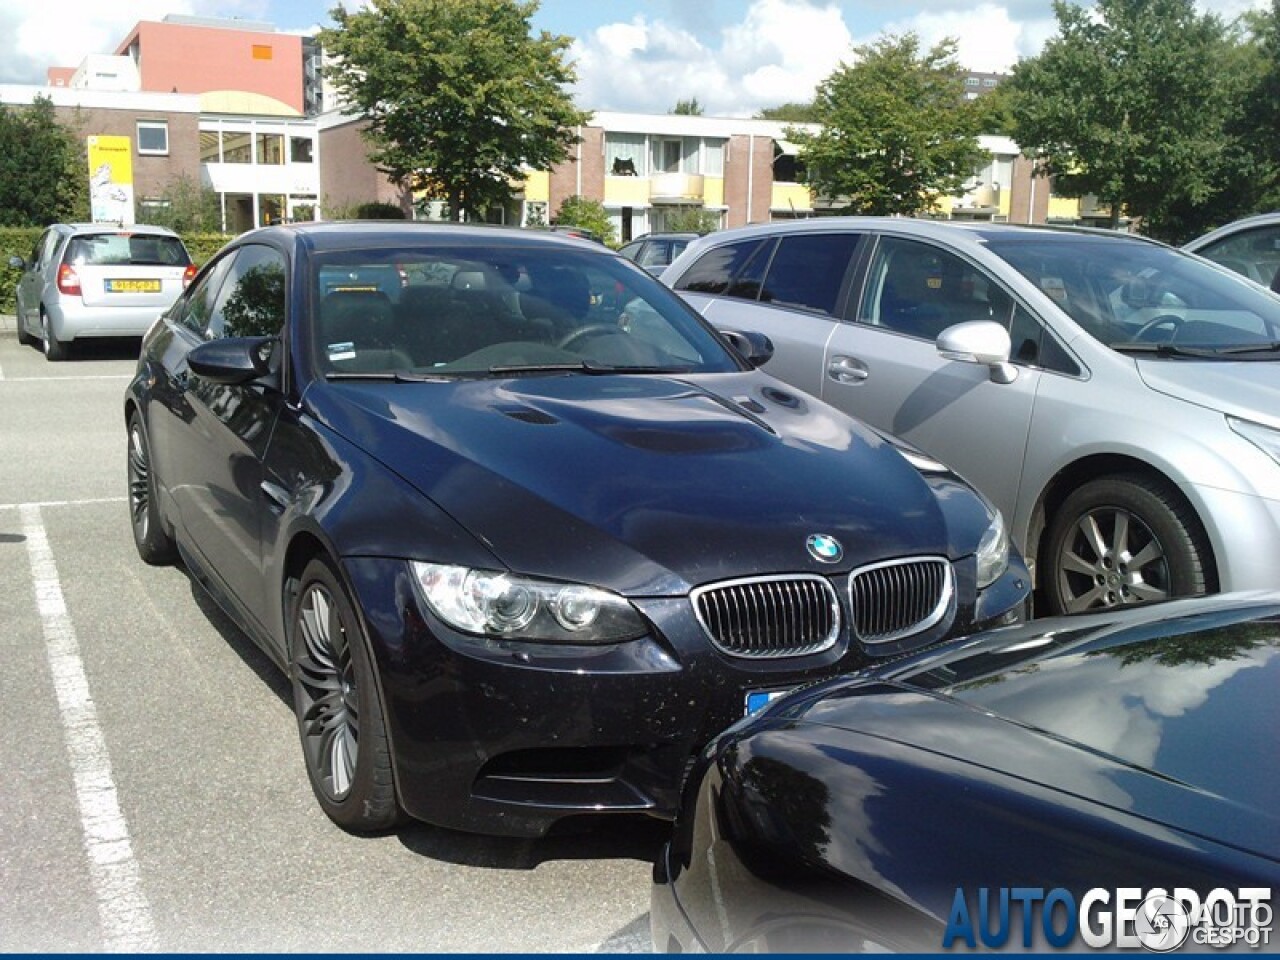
[10,212,1279,950]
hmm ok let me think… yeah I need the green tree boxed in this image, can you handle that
[663,206,720,234]
[789,34,985,216]
[1007,0,1233,241]
[320,0,589,223]
[672,97,704,116]
[146,174,221,232]
[552,195,615,245]
[0,96,87,226]
[1226,2,1280,217]
[756,102,819,123]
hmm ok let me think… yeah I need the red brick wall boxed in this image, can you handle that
[53,104,201,203]
[317,120,411,216]
[1008,155,1050,225]
[548,125,602,218]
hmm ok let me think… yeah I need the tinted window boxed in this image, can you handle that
[673,238,770,296]
[309,245,739,377]
[207,244,287,339]
[758,233,859,316]
[65,233,190,267]
[175,254,236,338]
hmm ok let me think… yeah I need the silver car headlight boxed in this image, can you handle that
[411,562,647,643]
[976,509,1010,589]
[1230,417,1280,467]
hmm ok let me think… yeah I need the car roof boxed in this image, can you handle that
[239,220,615,255]
[687,216,1170,251]
[1184,211,1280,252]
[60,222,182,238]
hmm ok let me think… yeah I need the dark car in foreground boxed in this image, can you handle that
[125,222,1027,837]
[653,592,1280,953]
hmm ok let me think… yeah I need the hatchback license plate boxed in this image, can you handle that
[745,688,792,715]
[106,279,161,293]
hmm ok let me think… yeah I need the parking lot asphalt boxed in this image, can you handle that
[0,325,657,952]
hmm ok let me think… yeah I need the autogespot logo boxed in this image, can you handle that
[942,886,1273,952]
[806,533,843,564]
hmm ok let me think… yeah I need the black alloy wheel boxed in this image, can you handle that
[1044,474,1211,615]
[126,412,177,565]
[290,556,398,832]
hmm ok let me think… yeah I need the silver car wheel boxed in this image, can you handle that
[1055,506,1170,613]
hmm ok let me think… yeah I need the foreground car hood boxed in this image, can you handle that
[780,595,1280,861]
[1137,358,1280,430]
[305,372,955,594]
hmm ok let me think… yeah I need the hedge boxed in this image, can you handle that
[0,227,233,316]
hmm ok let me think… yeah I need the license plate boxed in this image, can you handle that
[745,688,792,716]
[106,279,161,293]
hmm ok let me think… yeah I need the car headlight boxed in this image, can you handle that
[1230,417,1280,467]
[411,562,647,643]
[976,509,1010,589]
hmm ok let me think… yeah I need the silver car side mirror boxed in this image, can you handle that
[936,320,1018,385]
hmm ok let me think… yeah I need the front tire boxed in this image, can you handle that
[127,412,177,565]
[290,556,399,833]
[1043,474,1211,615]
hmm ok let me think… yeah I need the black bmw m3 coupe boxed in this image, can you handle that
[124,222,1028,836]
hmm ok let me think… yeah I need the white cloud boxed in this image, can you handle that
[570,0,852,117]
[881,3,1053,72]
[0,0,196,84]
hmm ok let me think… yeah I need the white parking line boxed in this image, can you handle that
[0,497,126,512]
[19,504,158,951]
[0,374,131,383]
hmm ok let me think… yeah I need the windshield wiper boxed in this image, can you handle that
[325,371,444,382]
[1210,341,1280,356]
[1109,342,1224,359]
[1110,341,1280,360]
[487,361,691,376]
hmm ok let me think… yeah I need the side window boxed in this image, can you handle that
[174,254,236,338]
[861,237,998,340]
[672,238,771,298]
[35,229,60,268]
[1199,226,1280,289]
[206,244,286,339]
[1008,302,1079,375]
[758,233,859,316]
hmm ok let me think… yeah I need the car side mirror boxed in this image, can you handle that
[8,255,26,270]
[188,336,276,385]
[721,329,774,368]
[936,320,1017,385]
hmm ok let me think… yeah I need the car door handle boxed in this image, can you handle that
[827,356,869,383]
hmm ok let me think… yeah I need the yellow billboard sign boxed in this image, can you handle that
[86,135,135,224]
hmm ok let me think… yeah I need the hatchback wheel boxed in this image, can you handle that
[127,412,177,565]
[42,311,69,362]
[290,556,398,832]
[15,303,35,347]
[1044,474,1211,615]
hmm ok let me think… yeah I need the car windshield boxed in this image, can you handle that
[309,244,741,377]
[65,232,190,267]
[984,233,1280,354]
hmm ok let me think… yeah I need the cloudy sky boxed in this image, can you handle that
[0,0,1267,117]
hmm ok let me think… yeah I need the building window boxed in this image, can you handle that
[252,44,273,60]
[200,130,221,162]
[256,133,284,165]
[983,78,998,87]
[605,133,645,177]
[223,131,252,164]
[965,77,981,87]
[290,137,314,163]
[137,120,169,156]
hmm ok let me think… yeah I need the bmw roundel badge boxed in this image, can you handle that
[806,534,843,564]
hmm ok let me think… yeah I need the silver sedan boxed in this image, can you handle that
[664,218,1280,615]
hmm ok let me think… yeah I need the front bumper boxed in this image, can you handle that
[342,554,1029,837]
